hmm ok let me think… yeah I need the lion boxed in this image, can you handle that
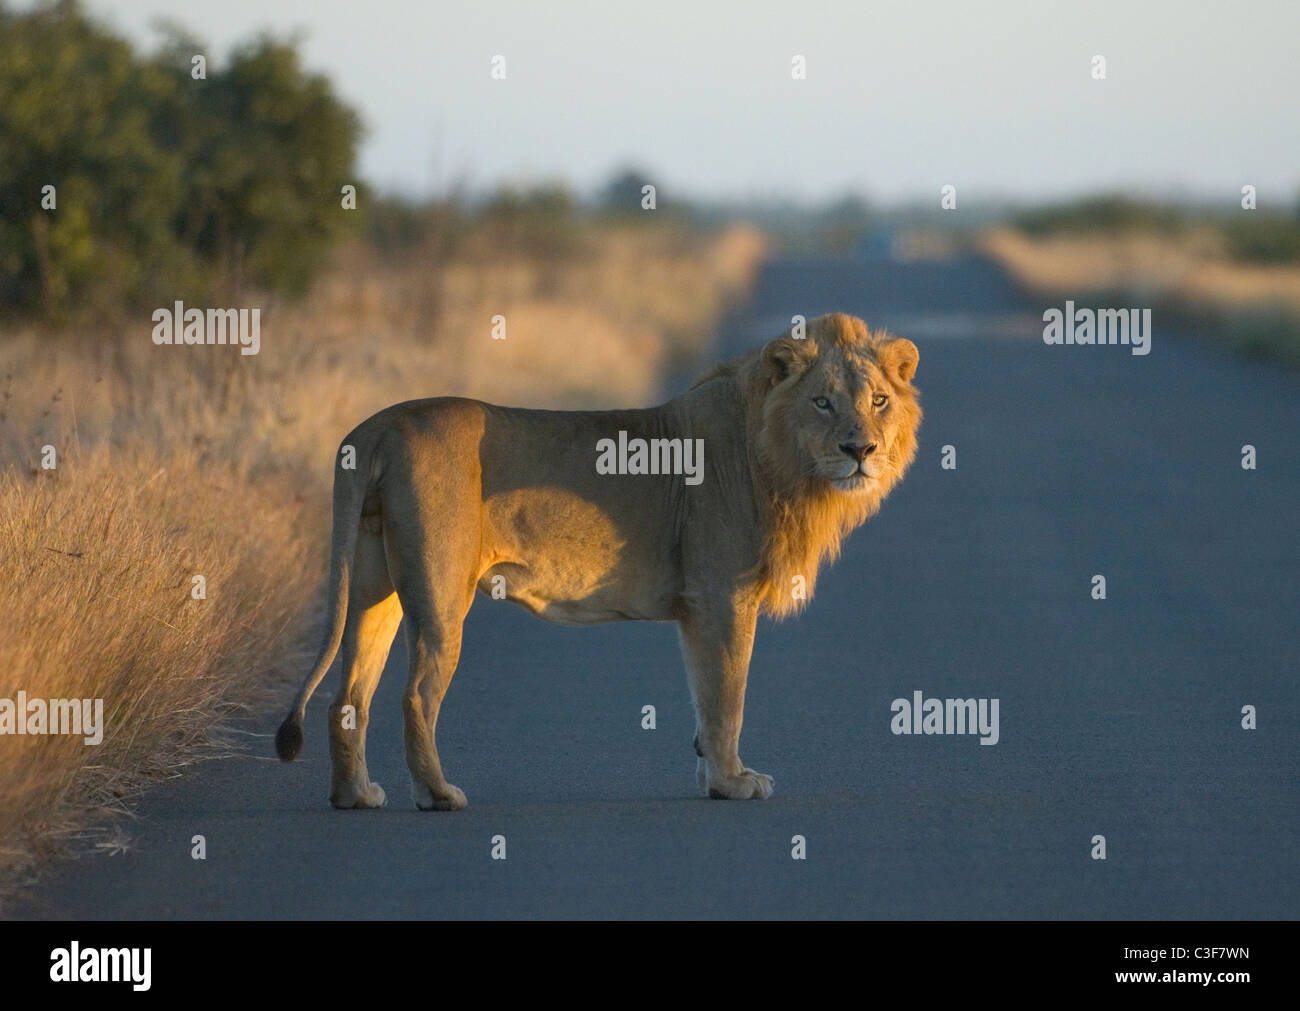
[275,312,921,808]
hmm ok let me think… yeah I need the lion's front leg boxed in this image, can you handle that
[677,596,773,800]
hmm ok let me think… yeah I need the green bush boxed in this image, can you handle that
[0,0,362,321]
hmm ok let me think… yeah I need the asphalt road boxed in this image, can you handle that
[19,253,1299,919]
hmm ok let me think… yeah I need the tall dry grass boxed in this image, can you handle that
[0,220,766,906]
[0,450,316,875]
[979,226,1300,362]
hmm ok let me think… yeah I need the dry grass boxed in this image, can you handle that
[979,226,1300,362]
[0,450,316,879]
[0,219,766,907]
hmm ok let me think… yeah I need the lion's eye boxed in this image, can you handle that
[812,396,833,411]
[872,393,888,408]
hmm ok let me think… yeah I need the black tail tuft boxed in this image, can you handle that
[275,715,304,762]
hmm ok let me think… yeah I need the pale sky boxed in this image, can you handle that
[40,0,1300,205]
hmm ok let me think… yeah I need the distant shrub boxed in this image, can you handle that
[470,184,582,261]
[1013,196,1187,237]
[1221,214,1300,264]
[598,168,655,215]
[1011,195,1300,267]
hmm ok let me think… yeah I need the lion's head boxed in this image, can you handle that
[738,312,922,617]
[754,313,921,498]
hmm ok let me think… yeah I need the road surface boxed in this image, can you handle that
[18,253,1299,919]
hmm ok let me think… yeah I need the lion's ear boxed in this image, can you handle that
[762,336,817,385]
[879,337,918,384]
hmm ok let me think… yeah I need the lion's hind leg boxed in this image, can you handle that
[328,525,403,809]
[400,610,470,811]
[381,480,478,812]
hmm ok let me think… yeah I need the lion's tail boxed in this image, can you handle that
[275,428,380,762]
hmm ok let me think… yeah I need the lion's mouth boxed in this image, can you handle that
[830,470,873,491]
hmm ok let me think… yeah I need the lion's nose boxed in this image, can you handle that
[840,442,876,461]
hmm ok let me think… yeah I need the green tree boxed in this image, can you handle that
[0,0,363,320]
[0,0,190,317]
[169,33,363,296]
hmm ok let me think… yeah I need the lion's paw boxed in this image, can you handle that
[707,768,774,800]
[413,782,468,811]
[330,780,387,809]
